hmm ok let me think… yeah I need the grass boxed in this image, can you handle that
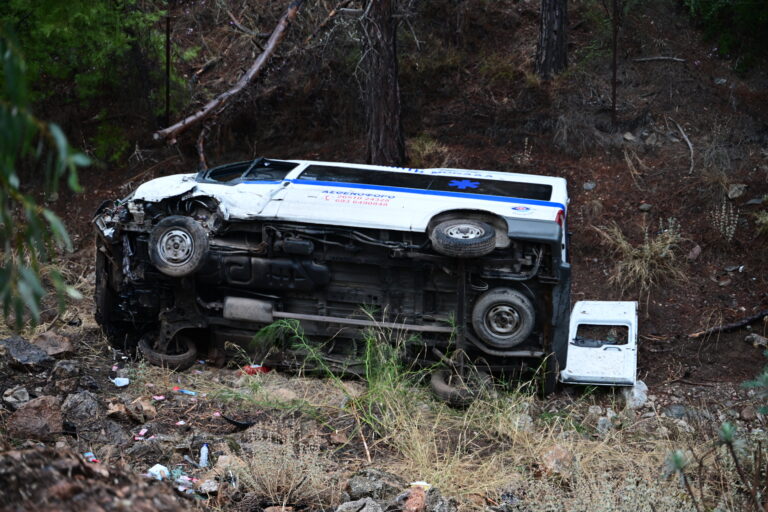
[407,135,456,168]
[12,256,749,512]
[592,218,687,300]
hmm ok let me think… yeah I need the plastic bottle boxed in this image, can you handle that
[199,443,209,468]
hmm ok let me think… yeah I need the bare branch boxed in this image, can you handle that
[670,117,694,174]
[154,0,304,143]
[633,56,686,63]
[226,9,271,38]
[304,0,354,45]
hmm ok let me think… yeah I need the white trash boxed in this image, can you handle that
[112,377,130,387]
[147,463,170,480]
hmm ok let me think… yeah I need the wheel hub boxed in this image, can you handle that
[158,229,194,265]
[446,224,485,239]
[485,304,521,336]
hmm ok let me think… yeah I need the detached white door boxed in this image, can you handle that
[560,301,638,386]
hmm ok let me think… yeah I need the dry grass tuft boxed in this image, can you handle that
[592,219,687,299]
[407,135,456,168]
[233,430,342,508]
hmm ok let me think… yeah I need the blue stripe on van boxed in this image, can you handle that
[283,179,566,211]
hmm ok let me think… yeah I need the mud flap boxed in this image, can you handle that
[560,301,638,386]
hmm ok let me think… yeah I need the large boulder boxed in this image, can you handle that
[62,391,104,429]
[31,331,74,358]
[7,396,63,441]
[0,336,53,369]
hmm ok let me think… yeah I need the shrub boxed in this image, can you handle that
[0,30,89,328]
[709,196,739,243]
[593,219,686,298]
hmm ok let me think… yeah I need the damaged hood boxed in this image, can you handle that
[131,173,275,220]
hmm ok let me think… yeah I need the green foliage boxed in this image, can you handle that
[742,350,768,413]
[94,123,131,164]
[0,31,90,328]
[0,0,164,98]
[683,0,768,70]
[754,199,768,236]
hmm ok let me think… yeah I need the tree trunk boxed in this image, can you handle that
[535,0,568,80]
[362,0,405,166]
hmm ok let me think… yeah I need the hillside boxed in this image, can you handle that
[2,0,768,510]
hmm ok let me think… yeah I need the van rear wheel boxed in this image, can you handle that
[430,220,496,258]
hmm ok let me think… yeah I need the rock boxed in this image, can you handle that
[7,396,63,441]
[347,468,406,502]
[587,405,603,416]
[197,479,219,495]
[714,77,727,85]
[541,445,574,477]
[745,197,765,206]
[583,181,596,191]
[596,416,613,435]
[51,360,80,380]
[623,132,637,142]
[79,375,100,391]
[621,380,648,409]
[127,397,157,423]
[3,386,30,409]
[728,184,747,200]
[336,498,383,512]
[740,406,757,421]
[687,244,702,261]
[47,377,80,395]
[638,203,652,212]
[426,487,457,512]
[644,133,658,145]
[98,419,131,446]
[0,336,53,369]
[511,413,534,433]
[106,400,129,420]
[31,332,74,358]
[662,404,687,419]
[746,333,768,348]
[62,391,104,428]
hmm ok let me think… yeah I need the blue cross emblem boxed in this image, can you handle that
[448,179,480,190]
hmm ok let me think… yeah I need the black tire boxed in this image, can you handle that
[149,215,209,277]
[471,288,535,348]
[138,332,198,371]
[430,220,496,258]
[429,369,492,408]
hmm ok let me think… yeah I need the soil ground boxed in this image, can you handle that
[3,0,768,509]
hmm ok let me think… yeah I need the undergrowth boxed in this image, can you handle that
[593,218,687,300]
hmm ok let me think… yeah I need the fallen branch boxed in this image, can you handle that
[633,56,686,63]
[154,0,304,143]
[689,309,768,339]
[670,117,694,174]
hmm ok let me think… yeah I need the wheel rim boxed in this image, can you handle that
[445,223,485,239]
[157,228,194,266]
[484,304,522,337]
